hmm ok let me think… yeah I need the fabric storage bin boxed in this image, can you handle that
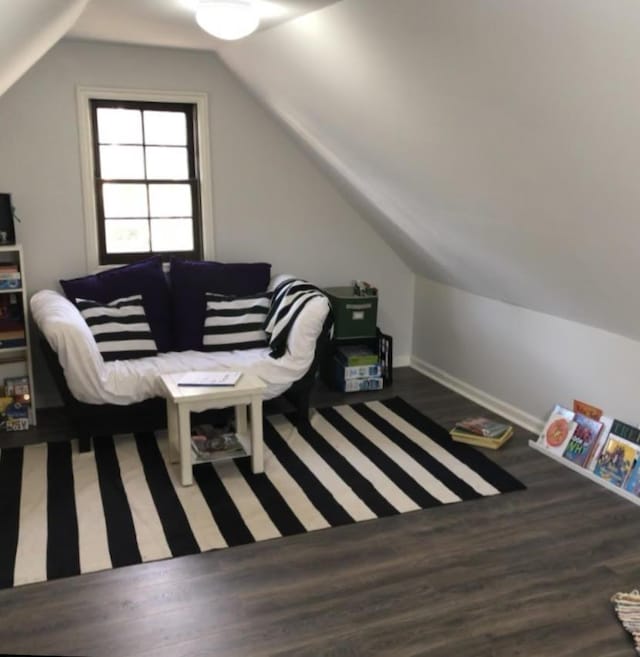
[325,286,378,339]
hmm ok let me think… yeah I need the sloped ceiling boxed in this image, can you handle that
[0,0,89,97]
[219,0,640,342]
[69,0,340,51]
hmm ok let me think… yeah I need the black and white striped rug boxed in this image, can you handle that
[0,397,524,589]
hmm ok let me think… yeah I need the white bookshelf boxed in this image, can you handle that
[528,440,640,507]
[0,244,36,426]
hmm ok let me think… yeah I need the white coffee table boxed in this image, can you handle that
[159,372,267,486]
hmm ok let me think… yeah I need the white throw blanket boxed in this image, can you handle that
[31,281,330,406]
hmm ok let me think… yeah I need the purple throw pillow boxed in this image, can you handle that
[60,256,172,352]
[170,257,271,351]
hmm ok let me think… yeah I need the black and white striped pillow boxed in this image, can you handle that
[76,295,158,362]
[203,292,271,352]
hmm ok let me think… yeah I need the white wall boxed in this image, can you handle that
[221,0,640,344]
[412,276,640,431]
[0,39,413,406]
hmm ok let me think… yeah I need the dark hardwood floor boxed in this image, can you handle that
[0,367,636,656]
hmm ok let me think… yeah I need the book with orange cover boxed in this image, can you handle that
[573,399,603,421]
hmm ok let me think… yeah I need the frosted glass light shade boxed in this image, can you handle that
[196,0,260,40]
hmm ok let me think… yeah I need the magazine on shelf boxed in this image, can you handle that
[191,424,245,461]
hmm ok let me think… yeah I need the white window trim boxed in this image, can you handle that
[76,86,214,272]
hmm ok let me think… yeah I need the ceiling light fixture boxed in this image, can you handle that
[195,0,261,41]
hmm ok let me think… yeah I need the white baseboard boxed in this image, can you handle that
[410,356,544,435]
[393,354,411,368]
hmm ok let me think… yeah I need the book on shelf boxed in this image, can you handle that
[585,415,614,471]
[4,375,30,405]
[0,329,24,340]
[586,417,640,472]
[0,294,22,321]
[537,404,577,456]
[0,275,20,290]
[335,345,379,367]
[190,425,245,460]
[623,459,640,497]
[573,399,603,420]
[5,403,28,431]
[593,436,639,488]
[562,413,604,467]
[454,416,511,438]
[0,335,25,349]
[450,425,513,449]
[607,419,640,445]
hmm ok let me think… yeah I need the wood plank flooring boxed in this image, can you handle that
[0,367,636,656]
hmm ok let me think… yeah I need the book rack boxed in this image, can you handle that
[528,440,640,508]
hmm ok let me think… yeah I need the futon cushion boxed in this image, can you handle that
[170,258,271,351]
[60,256,171,352]
[202,292,271,352]
[76,295,158,362]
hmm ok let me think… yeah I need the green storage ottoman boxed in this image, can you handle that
[325,286,378,339]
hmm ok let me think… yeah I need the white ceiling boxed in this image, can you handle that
[68,0,340,51]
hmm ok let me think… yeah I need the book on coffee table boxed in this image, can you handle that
[177,371,242,387]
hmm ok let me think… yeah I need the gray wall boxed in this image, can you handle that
[219,0,640,426]
[0,39,413,406]
[221,0,640,342]
[413,277,640,428]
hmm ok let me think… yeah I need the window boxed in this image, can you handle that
[90,99,202,265]
[77,88,213,270]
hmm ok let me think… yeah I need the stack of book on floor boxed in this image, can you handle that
[449,416,514,449]
[333,345,383,392]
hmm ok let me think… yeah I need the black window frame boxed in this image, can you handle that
[90,98,203,266]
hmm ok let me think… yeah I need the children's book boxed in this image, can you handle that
[572,399,603,420]
[562,413,604,467]
[608,419,640,445]
[538,404,576,456]
[593,437,638,488]
[624,458,640,497]
[586,415,614,471]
